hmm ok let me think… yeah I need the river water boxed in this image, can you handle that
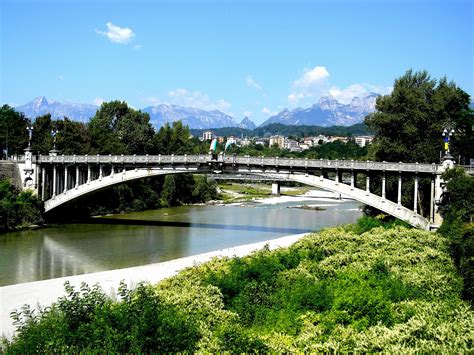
[0,195,361,286]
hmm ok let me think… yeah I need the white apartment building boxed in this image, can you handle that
[202,130,215,141]
[354,135,374,147]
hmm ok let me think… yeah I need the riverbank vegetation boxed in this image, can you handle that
[3,218,472,352]
[0,179,43,230]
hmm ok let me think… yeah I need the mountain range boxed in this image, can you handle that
[14,94,379,129]
[261,93,378,127]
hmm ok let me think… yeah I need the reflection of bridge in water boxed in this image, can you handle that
[15,152,461,230]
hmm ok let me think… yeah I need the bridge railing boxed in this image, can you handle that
[20,154,448,174]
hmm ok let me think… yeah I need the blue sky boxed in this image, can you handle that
[1,0,472,124]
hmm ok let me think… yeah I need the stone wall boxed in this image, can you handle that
[0,161,22,189]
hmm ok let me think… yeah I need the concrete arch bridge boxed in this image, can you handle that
[16,152,455,230]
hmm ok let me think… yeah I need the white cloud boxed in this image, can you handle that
[245,75,262,91]
[243,111,253,117]
[168,88,232,113]
[288,66,330,106]
[96,22,135,44]
[292,66,329,88]
[262,107,277,116]
[93,98,105,106]
[288,65,392,106]
[329,84,392,104]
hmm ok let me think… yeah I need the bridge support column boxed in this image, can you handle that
[99,165,103,181]
[75,166,79,189]
[111,165,115,177]
[52,165,57,199]
[433,174,444,226]
[430,177,434,223]
[365,173,370,195]
[41,167,46,200]
[271,182,280,196]
[413,174,418,213]
[397,173,402,208]
[87,164,91,184]
[382,172,386,200]
[350,171,354,190]
[63,166,68,193]
[335,169,339,185]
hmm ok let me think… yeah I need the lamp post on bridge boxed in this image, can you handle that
[442,127,455,169]
[23,123,35,188]
[49,128,59,157]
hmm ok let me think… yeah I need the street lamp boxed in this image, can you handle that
[442,128,455,154]
[27,125,34,148]
[51,128,59,150]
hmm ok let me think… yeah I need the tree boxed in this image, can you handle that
[0,105,29,157]
[31,114,54,154]
[437,167,474,301]
[152,121,194,154]
[56,118,92,154]
[365,69,473,163]
[89,101,154,154]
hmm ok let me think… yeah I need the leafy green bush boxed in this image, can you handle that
[0,179,43,229]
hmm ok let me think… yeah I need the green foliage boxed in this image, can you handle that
[5,282,201,352]
[346,215,411,235]
[438,167,474,301]
[0,179,43,229]
[0,105,29,156]
[152,121,201,154]
[365,69,473,163]
[55,118,91,154]
[89,101,154,154]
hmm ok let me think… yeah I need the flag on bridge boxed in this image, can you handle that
[209,138,217,152]
[224,140,233,151]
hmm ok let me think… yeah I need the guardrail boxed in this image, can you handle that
[14,153,454,174]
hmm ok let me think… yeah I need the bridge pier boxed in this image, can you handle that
[271,182,280,196]
[397,173,402,208]
[365,173,370,195]
[382,172,386,200]
[413,174,418,213]
[41,166,46,200]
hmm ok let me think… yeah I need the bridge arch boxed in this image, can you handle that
[43,168,192,213]
[253,172,430,230]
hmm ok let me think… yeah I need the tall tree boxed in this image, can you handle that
[89,101,154,154]
[56,118,92,154]
[31,114,54,154]
[365,69,473,163]
[0,105,29,156]
[152,121,194,154]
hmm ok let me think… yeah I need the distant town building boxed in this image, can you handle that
[284,139,299,150]
[202,130,215,141]
[226,136,237,145]
[217,136,225,144]
[314,134,329,145]
[354,135,374,147]
[269,135,285,148]
[328,136,349,143]
[239,138,251,147]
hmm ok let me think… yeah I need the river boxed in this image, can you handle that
[0,193,362,286]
